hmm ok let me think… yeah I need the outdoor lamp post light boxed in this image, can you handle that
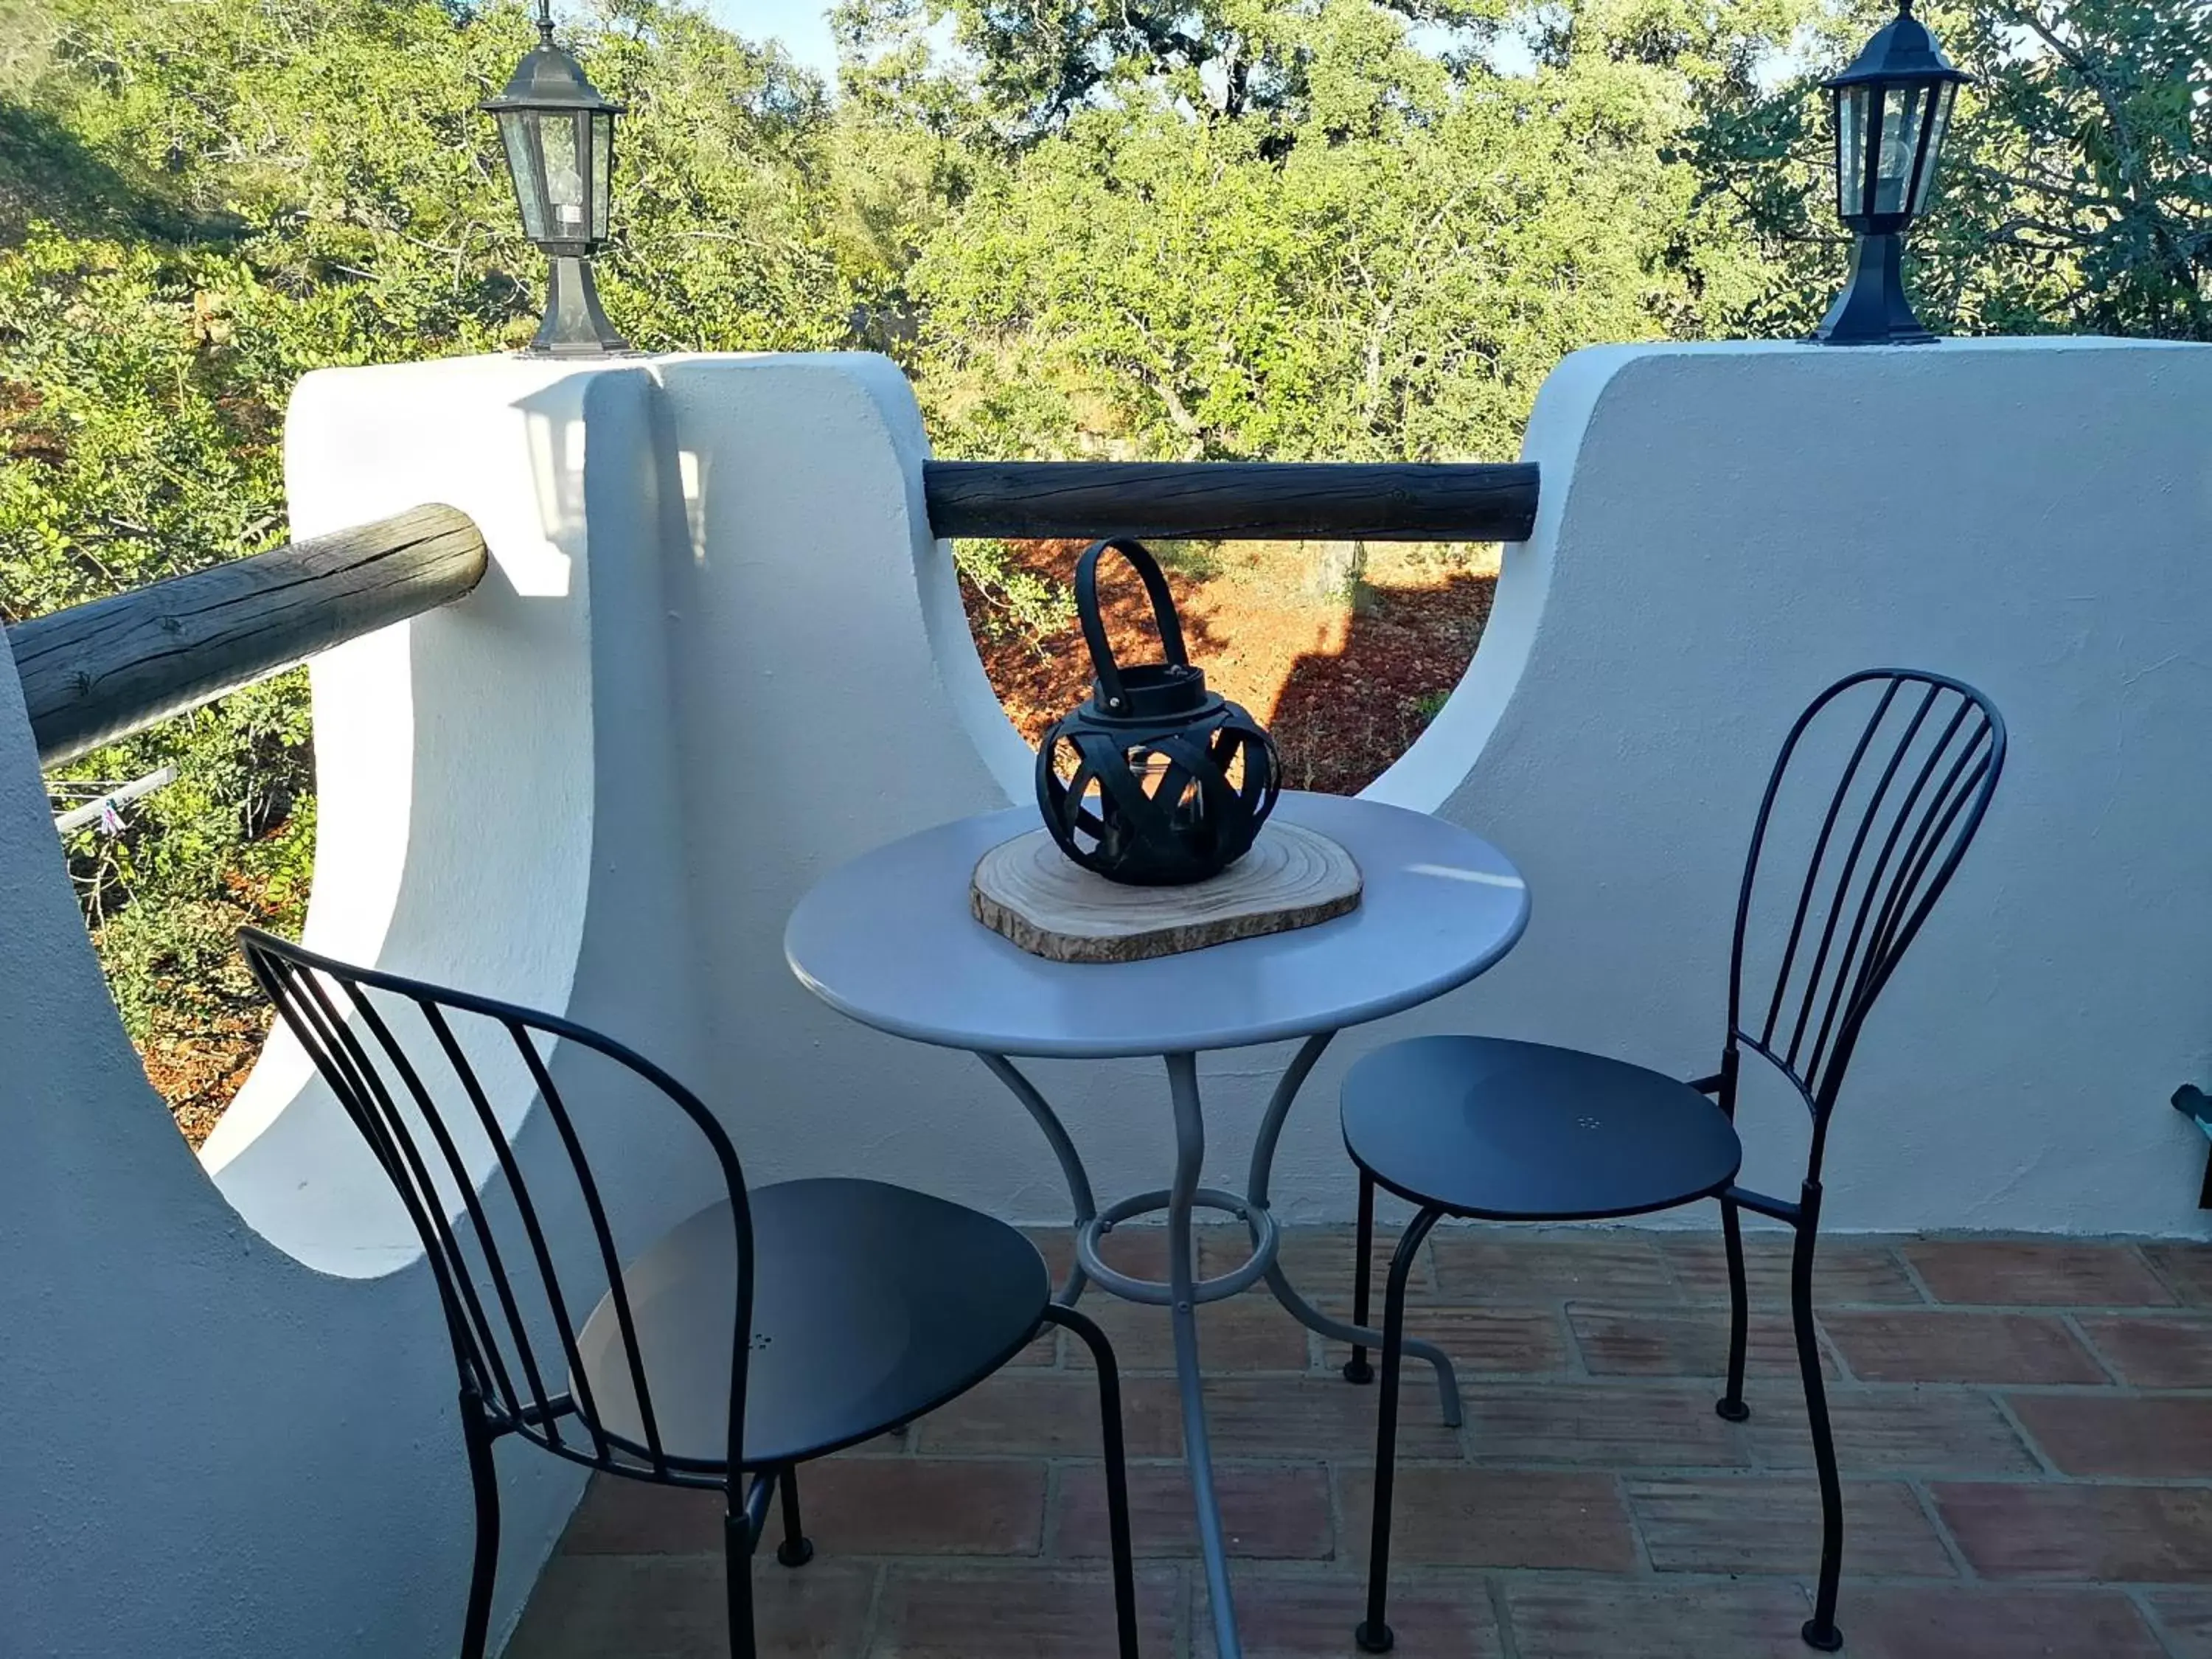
[1813,0,1969,345]
[484,1,631,355]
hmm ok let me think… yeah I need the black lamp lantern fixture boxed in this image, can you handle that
[1037,538,1280,886]
[484,1,631,356]
[1812,0,1969,346]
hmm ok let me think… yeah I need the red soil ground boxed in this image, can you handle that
[963,538,1497,796]
[142,1017,261,1147]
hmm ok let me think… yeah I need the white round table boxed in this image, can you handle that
[785,790,1528,1659]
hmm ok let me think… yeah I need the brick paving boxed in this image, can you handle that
[509,1226,2212,1658]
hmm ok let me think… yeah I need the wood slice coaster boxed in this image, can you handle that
[970,821,1363,964]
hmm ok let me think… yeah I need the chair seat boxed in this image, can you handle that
[1342,1036,1743,1222]
[573,1178,1048,1469]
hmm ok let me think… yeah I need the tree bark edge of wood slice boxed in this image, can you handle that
[970,820,1363,964]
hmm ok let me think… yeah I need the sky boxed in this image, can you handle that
[699,0,1553,86]
[707,0,841,77]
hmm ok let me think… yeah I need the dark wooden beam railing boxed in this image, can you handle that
[922,461,1538,544]
[11,460,1536,768]
[10,504,487,765]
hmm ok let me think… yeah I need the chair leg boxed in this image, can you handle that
[728,1476,771,1659]
[1792,1208,1844,1652]
[1357,1206,1442,1655]
[458,1391,500,1659]
[1345,1169,1377,1384]
[1045,1305,1141,1659]
[774,1467,815,1568]
[1716,1194,1751,1422]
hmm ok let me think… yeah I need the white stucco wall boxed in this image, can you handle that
[1379,339,2212,1234]
[1,359,720,1658]
[9,336,2212,1657]
[0,619,490,1658]
[620,341,2212,1242]
[201,338,2212,1259]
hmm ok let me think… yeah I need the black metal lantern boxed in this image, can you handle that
[483,2,631,356]
[1037,538,1280,886]
[1812,0,1969,345]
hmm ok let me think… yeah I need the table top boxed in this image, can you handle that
[785,791,1528,1059]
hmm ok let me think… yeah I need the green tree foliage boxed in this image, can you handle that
[907,46,1770,466]
[1,0,2203,1133]
[0,0,850,1127]
[853,0,1811,464]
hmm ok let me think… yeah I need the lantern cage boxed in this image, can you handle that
[1812,0,1969,346]
[1036,538,1281,887]
[483,4,633,355]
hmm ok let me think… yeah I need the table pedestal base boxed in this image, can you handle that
[977,1035,1464,1659]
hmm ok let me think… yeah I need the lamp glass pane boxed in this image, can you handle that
[590,111,613,241]
[496,111,549,241]
[1908,81,1955,214]
[1872,82,1924,216]
[542,114,588,240]
[1835,86,1868,219]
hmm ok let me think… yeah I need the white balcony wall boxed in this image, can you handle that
[4,338,2211,1658]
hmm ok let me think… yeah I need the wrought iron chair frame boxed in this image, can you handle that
[239,927,1139,1659]
[1345,668,2006,1655]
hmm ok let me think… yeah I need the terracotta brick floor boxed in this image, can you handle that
[508,1226,2212,1658]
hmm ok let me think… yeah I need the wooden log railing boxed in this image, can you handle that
[9,504,488,766]
[922,461,1539,544]
[9,461,1538,768]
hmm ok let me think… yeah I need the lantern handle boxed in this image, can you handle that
[1074,537,1190,712]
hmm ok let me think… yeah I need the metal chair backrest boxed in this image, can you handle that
[237,927,752,1486]
[1724,669,2006,1173]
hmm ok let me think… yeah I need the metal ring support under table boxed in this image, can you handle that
[1079,1189,1279,1306]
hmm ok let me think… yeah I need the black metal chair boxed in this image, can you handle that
[1337,669,2006,1655]
[238,928,1140,1659]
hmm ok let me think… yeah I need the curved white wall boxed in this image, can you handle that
[0,632,483,1658]
[585,341,2212,1241]
[208,362,602,1272]
[1,359,724,1658]
[1381,339,2212,1234]
[10,335,2212,1659]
